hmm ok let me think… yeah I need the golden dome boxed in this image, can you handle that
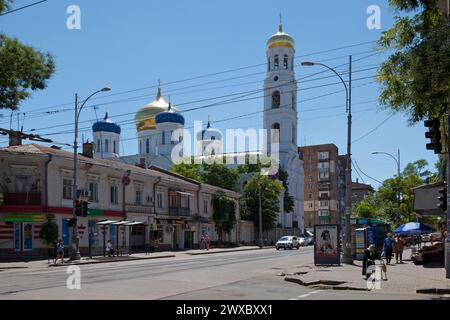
[135,85,177,132]
[267,15,295,49]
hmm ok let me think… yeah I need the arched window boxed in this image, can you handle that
[271,123,280,142]
[274,55,279,70]
[291,57,294,70]
[139,140,142,154]
[113,140,117,154]
[105,139,109,153]
[97,139,101,152]
[162,131,165,145]
[267,57,271,72]
[272,91,280,109]
[146,139,149,154]
[283,55,288,69]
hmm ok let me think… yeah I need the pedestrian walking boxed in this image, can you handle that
[200,234,205,250]
[362,244,381,279]
[55,239,64,264]
[383,233,394,265]
[205,234,210,251]
[393,235,405,264]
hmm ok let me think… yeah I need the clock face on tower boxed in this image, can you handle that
[274,76,279,82]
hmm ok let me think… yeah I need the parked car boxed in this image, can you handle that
[276,236,300,250]
[298,237,307,246]
[305,236,314,246]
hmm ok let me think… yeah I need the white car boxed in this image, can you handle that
[276,236,300,250]
[298,237,307,246]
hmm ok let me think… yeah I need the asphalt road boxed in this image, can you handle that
[0,247,434,300]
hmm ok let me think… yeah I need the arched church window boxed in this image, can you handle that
[162,131,165,145]
[271,123,280,143]
[146,139,149,154]
[97,140,101,152]
[274,55,279,70]
[272,91,280,109]
[291,57,294,70]
[268,57,271,72]
[105,139,109,153]
[283,55,288,69]
[113,140,117,154]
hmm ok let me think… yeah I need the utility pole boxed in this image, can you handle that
[342,55,353,264]
[259,181,263,248]
[70,93,81,261]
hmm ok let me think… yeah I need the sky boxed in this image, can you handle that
[0,0,439,188]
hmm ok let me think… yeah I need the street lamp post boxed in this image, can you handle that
[302,57,353,264]
[372,149,401,178]
[70,87,111,261]
[372,149,401,212]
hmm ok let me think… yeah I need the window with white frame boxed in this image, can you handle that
[135,190,142,205]
[63,179,73,199]
[110,185,119,204]
[317,151,329,160]
[157,192,163,209]
[203,199,208,213]
[88,182,98,202]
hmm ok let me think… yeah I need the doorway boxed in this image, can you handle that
[14,222,33,252]
[184,231,195,249]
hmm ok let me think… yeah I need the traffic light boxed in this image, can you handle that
[437,184,447,212]
[75,200,82,216]
[81,201,89,217]
[424,119,442,154]
[67,218,77,227]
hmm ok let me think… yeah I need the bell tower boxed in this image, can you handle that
[263,16,304,231]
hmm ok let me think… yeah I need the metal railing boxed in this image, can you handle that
[169,207,191,216]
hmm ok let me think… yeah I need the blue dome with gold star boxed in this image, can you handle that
[92,113,121,134]
[155,104,185,125]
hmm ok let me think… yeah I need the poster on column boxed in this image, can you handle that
[77,217,89,247]
[314,224,340,266]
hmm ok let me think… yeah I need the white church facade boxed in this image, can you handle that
[90,20,305,231]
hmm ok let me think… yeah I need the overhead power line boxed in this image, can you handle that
[0,0,48,16]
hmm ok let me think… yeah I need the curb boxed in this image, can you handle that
[48,254,176,267]
[185,247,275,255]
[416,288,450,295]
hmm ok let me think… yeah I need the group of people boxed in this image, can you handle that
[362,233,405,279]
[200,234,211,250]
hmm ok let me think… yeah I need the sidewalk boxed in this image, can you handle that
[0,245,271,269]
[283,249,450,296]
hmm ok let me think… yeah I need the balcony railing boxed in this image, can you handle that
[125,204,154,214]
[169,207,191,216]
[3,193,41,206]
[318,183,331,191]
[319,195,330,201]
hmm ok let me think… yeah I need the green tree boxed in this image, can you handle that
[353,193,379,219]
[171,159,240,191]
[241,174,283,231]
[377,0,450,123]
[278,168,294,213]
[40,214,59,246]
[201,162,240,190]
[170,158,202,181]
[0,0,12,13]
[212,195,237,246]
[0,1,55,110]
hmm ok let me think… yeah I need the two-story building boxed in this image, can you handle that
[0,143,240,258]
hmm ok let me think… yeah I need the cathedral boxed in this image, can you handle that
[90,19,305,231]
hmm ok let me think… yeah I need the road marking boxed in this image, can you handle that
[295,290,323,299]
